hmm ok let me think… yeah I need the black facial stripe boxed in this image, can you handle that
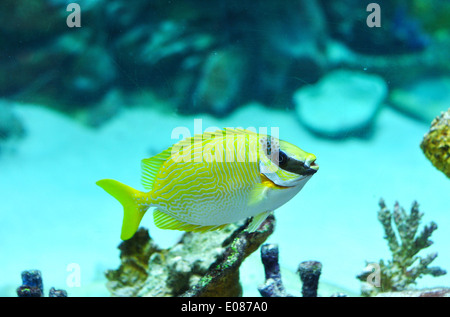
[283,157,317,176]
[278,150,288,167]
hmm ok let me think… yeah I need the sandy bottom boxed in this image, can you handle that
[1,102,448,296]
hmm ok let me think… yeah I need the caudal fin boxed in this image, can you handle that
[96,179,149,240]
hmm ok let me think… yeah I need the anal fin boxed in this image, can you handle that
[153,209,227,232]
[247,211,272,232]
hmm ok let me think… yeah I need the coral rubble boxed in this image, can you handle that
[376,287,450,297]
[257,244,292,297]
[258,243,325,297]
[357,199,446,296]
[16,270,67,297]
[106,215,275,297]
[420,108,450,178]
[16,270,44,297]
[297,261,322,297]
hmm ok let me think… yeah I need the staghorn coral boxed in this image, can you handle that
[106,215,275,297]
[420,108,450,178]
[357,199,446,296]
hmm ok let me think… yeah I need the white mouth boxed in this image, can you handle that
[304,156,319,171]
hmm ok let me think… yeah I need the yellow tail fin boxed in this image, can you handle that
[96,179,149,240]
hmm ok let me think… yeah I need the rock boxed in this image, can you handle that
[79,89,125,127]
[328,35,450,89]
[293,70,387,138]
[297,261,322,297]
[0,1,64,45]
[1,0,449,121]
[0,101,25,152]
[181,216,274,297]
[190,48,247,116]
[321,0,429,55]
[410,0,450,34]
[0,1,106,104]
[258,244,293,297]
[376,288,450,297]
[106,215,275,297]
[112,19,214,90]
[16,269,67,297]
[48,287,68,297]
[17,270,43,297]
[262,0,327,59]
[390,77,450,123]
[250,0,328,108]
[65,45,117,102]
[420,109,450,178]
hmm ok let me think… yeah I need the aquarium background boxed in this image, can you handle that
[1,0,449,296]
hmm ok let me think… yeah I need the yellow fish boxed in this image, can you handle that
[97,128,318,240]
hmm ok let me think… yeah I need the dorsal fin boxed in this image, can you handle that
[223,127,259,137]
[141,128,262,191]
[141,148,172,190]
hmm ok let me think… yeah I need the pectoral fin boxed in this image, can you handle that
[247,211,272,232]
[248,183,270,206]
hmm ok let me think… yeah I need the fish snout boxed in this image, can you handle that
[304,155,319,175]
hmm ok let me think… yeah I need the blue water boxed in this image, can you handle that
[1,1,449,297]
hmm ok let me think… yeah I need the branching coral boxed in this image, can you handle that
[357,199,446,296]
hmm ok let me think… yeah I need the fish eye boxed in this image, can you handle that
[278,151,288,167]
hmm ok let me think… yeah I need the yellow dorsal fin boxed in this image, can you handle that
[141,148,172,190]
[223,127,259,137]
[173,128,259,149]
[153,209,227,232]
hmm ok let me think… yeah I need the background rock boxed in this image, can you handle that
[319,0,429,55]
[189,48,248,116]
[294,70,387,138]
[2,0,449,124]
[389,77,450,123]
[376,287,450,297]
[0,100,25,154]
